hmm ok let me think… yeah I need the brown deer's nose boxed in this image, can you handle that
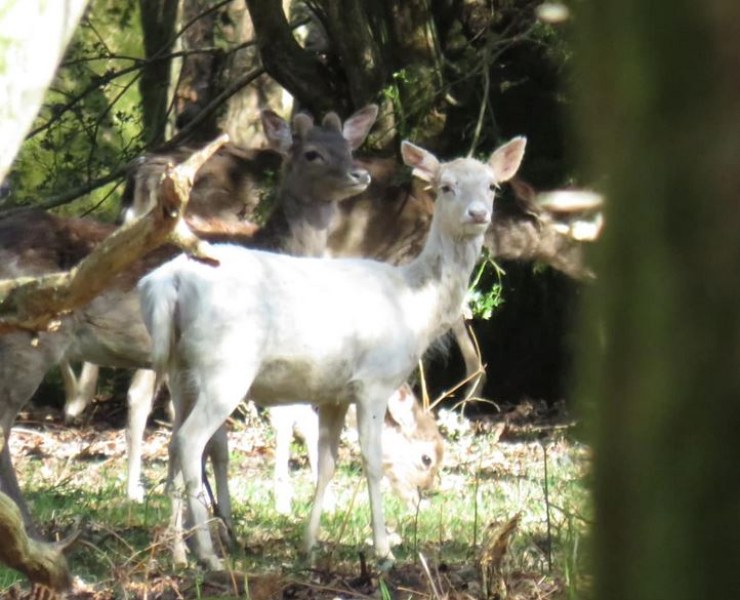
[350,168,371,187]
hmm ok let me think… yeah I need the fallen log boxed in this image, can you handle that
[0,135,226,334]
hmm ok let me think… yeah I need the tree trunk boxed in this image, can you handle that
[575,2,740,599]
[219,2,288,147]
[244,0,342,116]
[138,0,179,146]
[172,0,223,143]
[0,0,89,183]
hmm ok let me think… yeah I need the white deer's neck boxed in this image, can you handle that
[400,220,483,347]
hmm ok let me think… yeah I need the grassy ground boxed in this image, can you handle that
[0,397,591,599]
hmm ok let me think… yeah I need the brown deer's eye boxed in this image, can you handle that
[304,150,321,161]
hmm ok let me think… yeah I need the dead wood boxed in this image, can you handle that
[0,135,227,335]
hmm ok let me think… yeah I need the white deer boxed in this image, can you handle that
[138,136,526,569]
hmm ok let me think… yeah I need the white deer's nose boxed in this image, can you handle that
[466,205,490,224]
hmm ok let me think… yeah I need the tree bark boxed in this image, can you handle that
[219,2,286,147]
[138,0,179,146]
[172,0,224,143]
[314,0,387,109]
[575,2,740,599]
[244,0,342,116]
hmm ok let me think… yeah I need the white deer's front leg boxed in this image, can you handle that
[355,390,395,567]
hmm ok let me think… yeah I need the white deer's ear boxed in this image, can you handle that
[401,141,440,182]
[489,136,527,183]
[261,110,293,155]
[342,104,378,150]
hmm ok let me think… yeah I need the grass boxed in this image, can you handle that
[1,399,591,599]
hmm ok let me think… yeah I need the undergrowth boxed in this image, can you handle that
[1,399,591,599]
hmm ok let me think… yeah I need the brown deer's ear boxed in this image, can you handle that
[322,111,342,132]
[342,104,378,150]
[401,141,440,183]
[261,110,293,155]
[489,136,527,183]
[292,112,315,140]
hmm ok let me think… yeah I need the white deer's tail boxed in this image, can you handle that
[138,265,181,374]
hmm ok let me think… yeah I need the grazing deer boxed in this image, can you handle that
[0,105,378,529]
[138,136,527,569]
[270,383,443,515]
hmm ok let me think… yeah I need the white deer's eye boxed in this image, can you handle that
[440,184,453,194]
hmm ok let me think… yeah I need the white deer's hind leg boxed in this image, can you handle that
[164,371,189,566]
[168,467,189,567]
[126,368,157,502]
[173,362,253,569]
[292,405,334,511]
[304,403,348,556]
[205,423,234,546]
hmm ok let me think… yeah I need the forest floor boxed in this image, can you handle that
[1,393,591,599]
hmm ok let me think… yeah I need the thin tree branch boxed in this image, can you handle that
[0,169,127,218]
[158,66,266,152]
[1,65,267,218]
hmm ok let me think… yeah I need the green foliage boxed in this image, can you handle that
[467,251,506,320]
[7,0,144,219]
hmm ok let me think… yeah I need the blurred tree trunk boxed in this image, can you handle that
[138,0,179,146]
[0,0,89,183]
[575,2,740,599]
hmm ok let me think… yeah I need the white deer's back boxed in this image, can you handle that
[144,244,423,405]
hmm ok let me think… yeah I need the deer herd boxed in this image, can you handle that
[0,103,602,569]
